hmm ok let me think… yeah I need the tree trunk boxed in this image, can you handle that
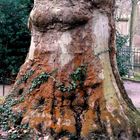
[5,0,140,139]
[129,0,137,75]
[129,0,137,48]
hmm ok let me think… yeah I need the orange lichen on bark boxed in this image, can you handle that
[11,54,105,137]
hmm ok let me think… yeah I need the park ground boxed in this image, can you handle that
[123,80,140,109]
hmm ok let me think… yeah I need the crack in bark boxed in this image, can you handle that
[69,90,88,139]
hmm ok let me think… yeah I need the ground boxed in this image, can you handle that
[123,80,140,109]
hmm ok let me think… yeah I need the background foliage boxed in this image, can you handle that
[0,0,33,84]
[116,31,130,76]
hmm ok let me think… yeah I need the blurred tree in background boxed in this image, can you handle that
[0,0,33,84]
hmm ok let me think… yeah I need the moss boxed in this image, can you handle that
[122,72,140,82]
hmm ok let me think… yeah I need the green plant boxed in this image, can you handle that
[28,69,58,93]
[16,69,35,85]
[0,96,31,139]
[29,72,50,93]
[0,0,33,83]
[116,31,130,76]
[0,65,87,139]
[57,65,87,93]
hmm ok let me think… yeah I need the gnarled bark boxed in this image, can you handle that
[6,0,140,139]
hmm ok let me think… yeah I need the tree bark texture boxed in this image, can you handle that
[8,0,140,139]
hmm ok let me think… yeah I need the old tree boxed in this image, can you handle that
[1,0,140,139]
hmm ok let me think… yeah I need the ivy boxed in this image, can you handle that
[0,66,87,139]
[28,69,58,93]
[57,65,87,93]
[116,31,130,76]
[0,97,31,139]
[16,69,34,85]
[70,65,87,84]
[29,72,49,92]
[22,65,87,94]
